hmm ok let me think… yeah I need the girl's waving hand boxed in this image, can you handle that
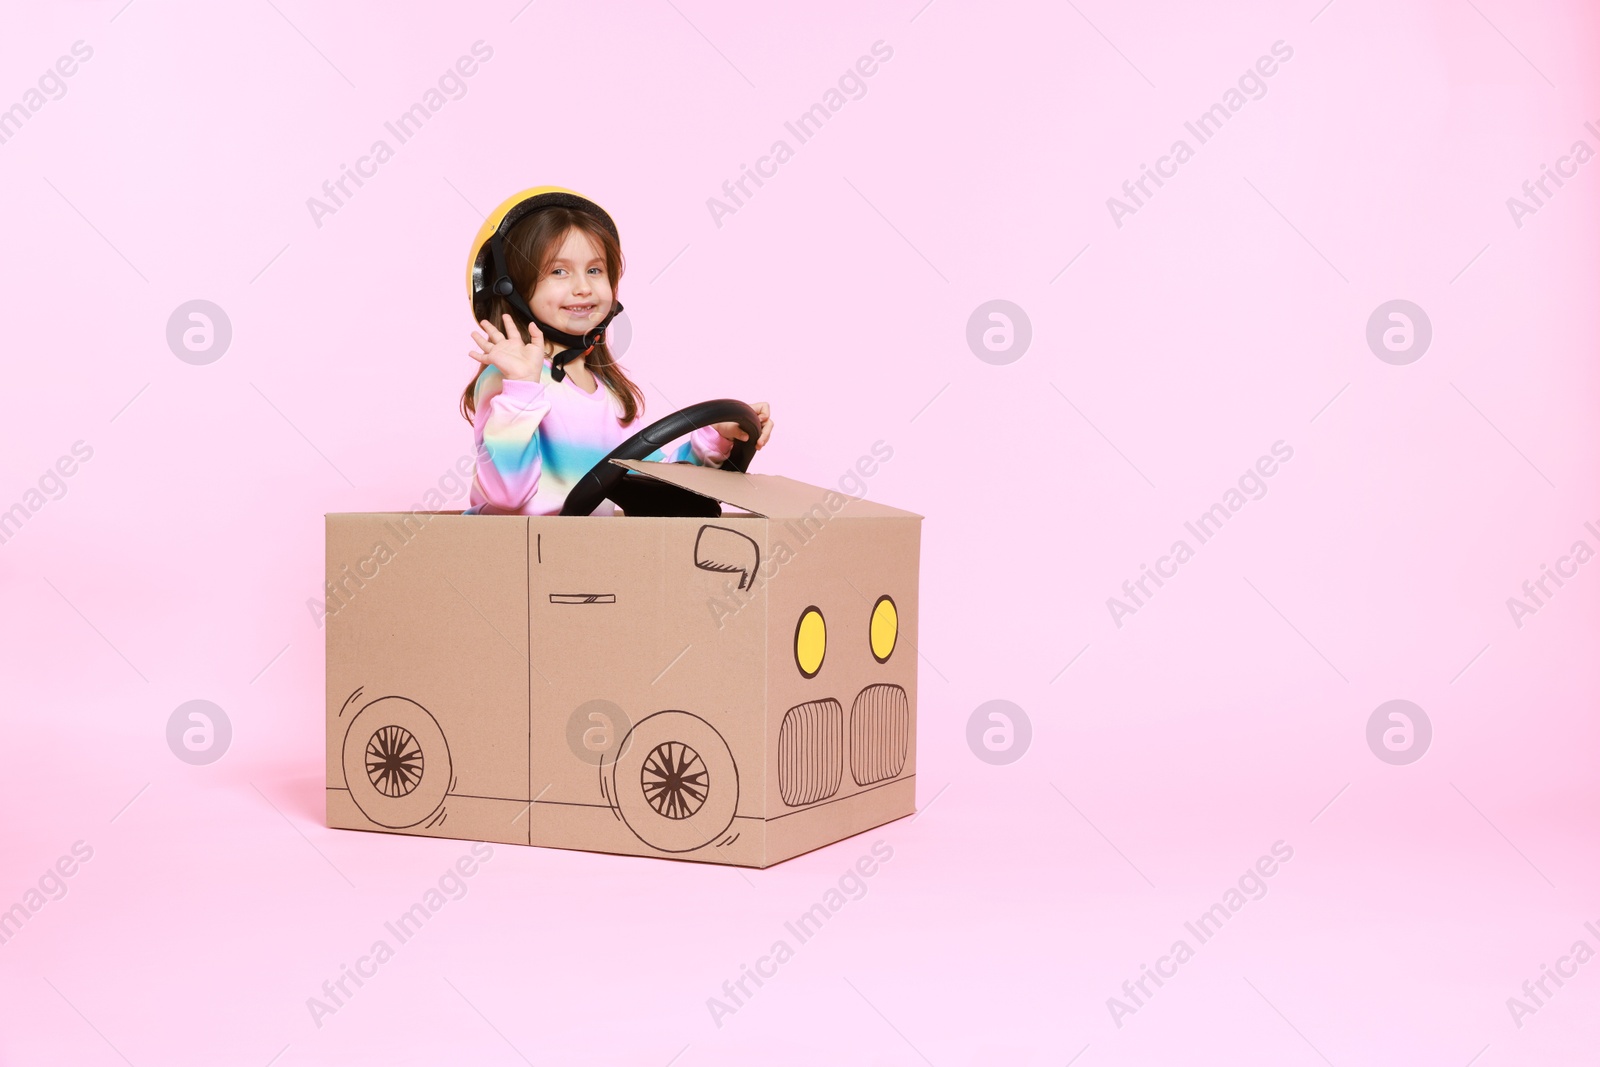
[469,314,544,382]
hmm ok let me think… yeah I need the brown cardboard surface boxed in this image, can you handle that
[611,459,923,521]
[326,461,922,867]
[524,516,769,864]
[755,511,920,863]
[326,514,530,839]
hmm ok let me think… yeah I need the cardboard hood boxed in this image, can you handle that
[610,459,923,521]
[325,460,923,868]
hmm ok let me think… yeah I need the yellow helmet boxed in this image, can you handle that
[465,185,620,323]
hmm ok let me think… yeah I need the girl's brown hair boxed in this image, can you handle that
[459,206,644,426]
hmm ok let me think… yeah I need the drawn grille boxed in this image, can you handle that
[849,684,909,787]
[778,699,843,806]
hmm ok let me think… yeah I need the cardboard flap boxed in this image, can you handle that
[611,460,922,520]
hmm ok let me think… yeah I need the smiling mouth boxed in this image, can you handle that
[561,304,597,317]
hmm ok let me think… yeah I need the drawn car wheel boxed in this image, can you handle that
[343,696,452,829]
[607,711,738,853]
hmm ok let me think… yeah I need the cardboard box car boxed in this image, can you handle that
[324,459,923,867]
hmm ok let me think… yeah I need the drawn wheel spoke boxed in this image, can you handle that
[641,742,708,819]
[366,724,425,798]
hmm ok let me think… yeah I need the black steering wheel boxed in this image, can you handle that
[560,399,762,517]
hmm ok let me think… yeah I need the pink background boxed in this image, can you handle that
[2,1,1598,1063]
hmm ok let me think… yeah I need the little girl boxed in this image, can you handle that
[460,187,773,516]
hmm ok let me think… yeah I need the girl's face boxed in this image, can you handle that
[528,227,614,340]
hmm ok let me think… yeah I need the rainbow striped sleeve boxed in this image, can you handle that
[467,362,735,516]
[469,369,550,514]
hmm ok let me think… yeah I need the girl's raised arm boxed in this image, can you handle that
[470,366,551,513]
[467,316,553,512]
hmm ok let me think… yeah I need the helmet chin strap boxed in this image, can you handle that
[489,230,623,382]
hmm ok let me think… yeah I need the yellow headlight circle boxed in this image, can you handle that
[795,606,826,678]
[870,595,898,662]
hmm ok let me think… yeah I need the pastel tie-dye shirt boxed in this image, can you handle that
[466,359,732,516]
